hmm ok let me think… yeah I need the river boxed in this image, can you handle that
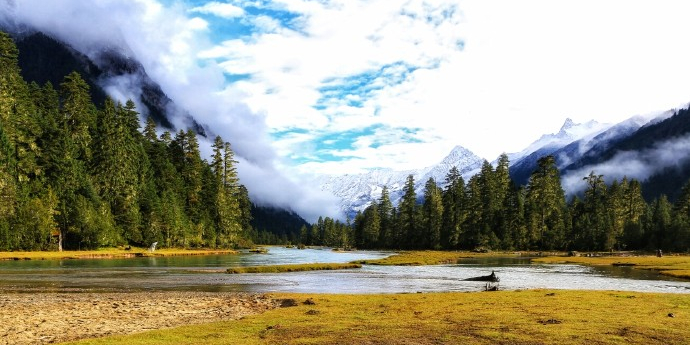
[0,247,688,294]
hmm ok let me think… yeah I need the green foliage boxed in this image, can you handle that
[309,156,690,252]
[422,177,443,249]
[399,174,419,249]
[526,156,566,250]
[0,32,250,251]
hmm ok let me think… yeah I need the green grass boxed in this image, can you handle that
[63,290,690,345]
[0,248,238,261]
[533,255,690,279]
[227,263,362,274]
[355,250,518,266]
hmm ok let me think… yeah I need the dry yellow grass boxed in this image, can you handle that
[64,290,690,345]
[356,250,519,266]
[534,255,690,280]
[227,263,362,273]
[0,248,238,261]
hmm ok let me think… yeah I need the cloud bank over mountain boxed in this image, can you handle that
[561,134,690,196]
[0,0,340,222]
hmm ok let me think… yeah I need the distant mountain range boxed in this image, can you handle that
[316,145,484,217]
[319,107,690,217]
[506,111,675,186]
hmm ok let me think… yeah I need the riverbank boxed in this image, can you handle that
[227,262,362,273]
[534,255,690,280]
[355,250,512,265]
[59,290,690,345]
[358,251,690,280]
[0,291,277,345]
[0,248,238,261]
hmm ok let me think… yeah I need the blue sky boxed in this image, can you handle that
[180,0,690,176]
[184,0,474,174]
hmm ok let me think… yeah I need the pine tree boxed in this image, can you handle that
[492,154,512,248]
[210,136,241,248]
[650,196,672,251]
[237,185,253,241]
[47,72,99,251]
[422,177,443,249]
[143,116,158,142]
[0,122,17,248]
[581,172,610,250]
[441,166,466,249]
[60,72,95,163]
[620,179,647,249]
[399,174,418,248]
[360,203,380,248]
[92,99,144,244]
[182,130,203,223]
[377,185,393,247]
[525,156,566,250]
[0,32,41,185]
[464,175,483,249]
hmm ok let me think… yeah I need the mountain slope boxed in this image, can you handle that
[250,204,309,243]
[559,107,690,201]
[318,145,484,217]
[9,30,204,134]
[508,118,612,185]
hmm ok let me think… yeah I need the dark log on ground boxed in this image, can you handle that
[484,283,499,291]
[463,270,500,282]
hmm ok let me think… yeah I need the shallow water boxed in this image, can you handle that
[0,247,688,294]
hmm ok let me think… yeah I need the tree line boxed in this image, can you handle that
[304,154,690,252]
[0,32,254,251]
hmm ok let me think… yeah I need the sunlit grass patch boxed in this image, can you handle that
[227,263,362,274]
[356,250,518,266]
[65,290,690,345]
[533,255,690,279]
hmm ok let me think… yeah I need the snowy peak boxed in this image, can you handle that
[509,117,612,164]
[559,118,576,132]
[440,145,480,165]
[318,145,484,217]
[558,118,608,140]
[543,118,607,143]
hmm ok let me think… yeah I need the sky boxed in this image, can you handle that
[3,0,690,220]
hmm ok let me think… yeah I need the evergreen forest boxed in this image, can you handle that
[0,32,256,251]
[304,155,690,253]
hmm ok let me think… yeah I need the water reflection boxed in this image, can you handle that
[0,248,688,294]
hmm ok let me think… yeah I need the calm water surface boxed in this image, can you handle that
[0,247,688,294]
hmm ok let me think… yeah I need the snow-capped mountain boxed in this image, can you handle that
[321,110,684,218]
[317,145,484,217]
[504,118,611,183]
[511,119,610,162]
[509,110,677,185]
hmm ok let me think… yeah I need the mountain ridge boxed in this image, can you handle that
[317,144,484,217]
[5,28,206,135]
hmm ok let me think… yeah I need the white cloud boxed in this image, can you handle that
[190,2,244,19]
[207,0,690,177]
[561,134,690,195]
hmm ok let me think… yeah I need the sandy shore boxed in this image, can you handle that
[0,291,278,345]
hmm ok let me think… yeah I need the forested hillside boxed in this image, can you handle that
[1,31,254,251]
[561,108,690,201]
[307,154,690,252]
